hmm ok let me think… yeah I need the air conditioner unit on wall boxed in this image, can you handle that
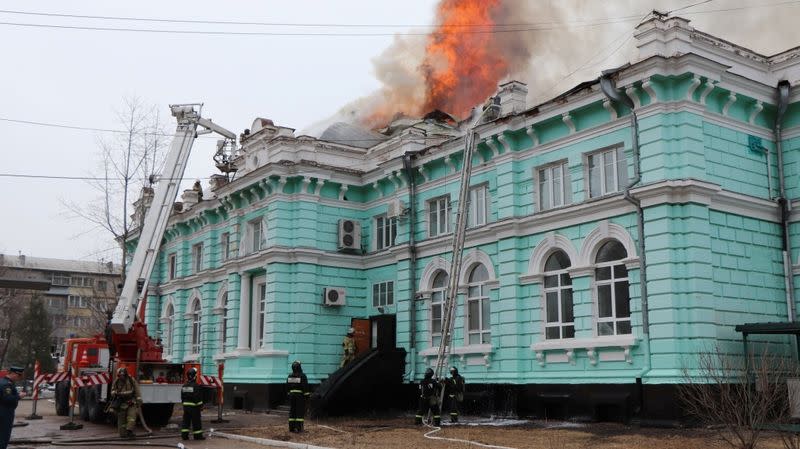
[323,287,346,307]
[386,199,405,218]
[337,219,361,251]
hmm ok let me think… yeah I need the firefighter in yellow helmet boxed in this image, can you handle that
[340,327,357,368]
[110,367,141,439]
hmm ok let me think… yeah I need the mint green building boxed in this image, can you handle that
[137,15,800,421]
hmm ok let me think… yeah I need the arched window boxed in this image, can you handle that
[543,250,574,339]
[594,240,630,336]
[430,271,448,346]
[191,299,202,354]
[163,303,174,356]
[466,264,490,345]
[220,292,229,353]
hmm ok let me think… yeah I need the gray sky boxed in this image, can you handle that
[1,0,798,263]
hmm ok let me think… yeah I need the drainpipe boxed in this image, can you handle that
[775,80,795,323]
[402,152,419,380]
[600,73,651,415]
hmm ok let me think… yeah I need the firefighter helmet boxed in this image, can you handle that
[117,367,128,377]
[291,360,302,373]
[187,367,197,380]
[450,366,459,376]
[424,368,434,379]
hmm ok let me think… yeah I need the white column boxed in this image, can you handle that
[236,273,251,351]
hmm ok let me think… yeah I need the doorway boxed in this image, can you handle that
[370,315,396,351]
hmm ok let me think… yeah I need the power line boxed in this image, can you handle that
[0,8,645,29]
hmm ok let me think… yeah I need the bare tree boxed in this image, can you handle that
[679,344,797,449]
[63,97,168,278]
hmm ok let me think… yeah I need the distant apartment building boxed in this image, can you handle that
[0,254,121,355]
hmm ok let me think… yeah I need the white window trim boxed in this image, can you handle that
[464,265,491,346]
[427,195,451,238]
[542,259,574,341]
[418,344,494,367]
[374,214,397,251]
[428,271,448,347]
[191,243,203,274]
[531,335,637,366]
[221,232,231,261]
[467,183,490,228]
[160,297,176,358]
[593,257,632,337]
[534,160,571,212]
[186,296,202,355]
[252,275,266,351]
[213,284,229,356]
[372,280,394,307]
[246,217,267,254]
[167,253,177,280]
[585,144,627,199]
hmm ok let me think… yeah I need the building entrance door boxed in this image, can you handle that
[350,318,371,357]
[370,314,396,351]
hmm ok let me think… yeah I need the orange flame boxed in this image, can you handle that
[421,0,506,118]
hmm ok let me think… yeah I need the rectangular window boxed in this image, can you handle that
[97,280,107,292]
[538,162,570,211]
[255,280,267,349]
[52,273,70,286]
[428,196,451,237]
[249,219,266,253]
[67,295,87,308]
[168,254,177,280]
[221,232,231,261]
[191,243,203,273]
[467,184,489,227]
[375,215,397,250]
[372,281,394,307]
[588,146,627,198]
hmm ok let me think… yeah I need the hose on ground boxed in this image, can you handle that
[422,421,518,449]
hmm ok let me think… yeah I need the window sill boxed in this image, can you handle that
[253,348,289,357]
[530,335,636,366]
[418,344,494,367]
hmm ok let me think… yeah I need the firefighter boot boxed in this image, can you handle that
[124,430,136,440]
[414,415,423,425]
[194,432,205,440]
[433,415,441,426]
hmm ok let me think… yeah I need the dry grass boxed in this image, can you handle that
[230,417,795,449]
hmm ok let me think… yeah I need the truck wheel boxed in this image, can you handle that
[55,381,70,416]
[78,387,89,420]
[86,386,104,423]
[141,403,174,427]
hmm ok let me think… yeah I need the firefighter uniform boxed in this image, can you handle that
[415,368,441,426]
[110,368,141,439]
[445,367,465,423]
[287,361,310,433]
[340,328,357,368]
[181,369,204,441]
[0,367,22,449]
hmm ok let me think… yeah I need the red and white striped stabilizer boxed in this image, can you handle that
[31,361,41,402]
[34,371,69,385]
[198,375,222,388]
[68,365,78,408]
[73,372,110,388]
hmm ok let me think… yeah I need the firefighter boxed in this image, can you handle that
[340,327,357,368]
[0,366,23,449]
[180,368,204,441]
[445,366,465,423]
[286,361,310,433]
[415,368,441,426]
[110,367,141,439]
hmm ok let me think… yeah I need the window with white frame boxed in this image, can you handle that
[594,240,631,336]
[190,298,202,354]
[191,243,203,273]
[249,218,266,253]
[588,146,627,198]
[67,295,87,308]
[538,162,570,211]
[372,281,394,307]
[220,292,229,353]
[97,280,108,292]
[163,302,174,356]
[467,184,489,227]
[543,251,574,339]
[466,264,491,345]
[428,196,451,237]
[52,273,70,286]
[430,271,448,346]
[221,232,231,261]
[168,254,177,280]
[375,215,397,251]
[255,279,267,348]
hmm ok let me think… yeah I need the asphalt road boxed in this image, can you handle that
[9,397,285,449]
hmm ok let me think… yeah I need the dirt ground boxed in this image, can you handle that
[232,416,794,449]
